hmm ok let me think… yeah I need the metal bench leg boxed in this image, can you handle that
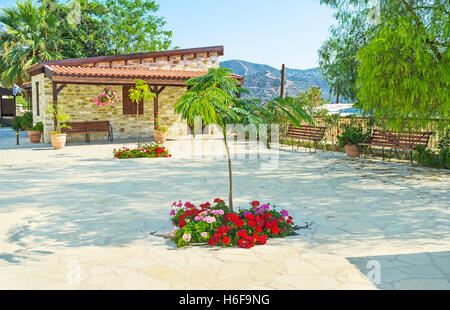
[369,146,375,158]
[388,148,394,162]
[394,148,400,160]
[410,150,414,166]
[382,147,385,162]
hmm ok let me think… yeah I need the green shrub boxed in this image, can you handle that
[30,122,43,132]
[11,112,33,131]
[414,143,450,169]
[12,116,22,131]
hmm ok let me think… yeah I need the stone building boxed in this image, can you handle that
[26,46,242,144]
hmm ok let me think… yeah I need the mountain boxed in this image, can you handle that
[220,59,334,104]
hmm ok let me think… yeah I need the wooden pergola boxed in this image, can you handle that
[26,46,244,130]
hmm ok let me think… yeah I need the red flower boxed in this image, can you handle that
[258,234,267,245]
[255,225,262,233]
[251,201,260,208]
[179,217,186,228]
[248,220,256,228]
[245,213,254,220]
[222,236,230,245]
[237,230,248,239]
[271,227,280,234]
[217,225,228,234]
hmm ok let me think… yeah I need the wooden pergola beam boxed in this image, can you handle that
[150,86,166,128]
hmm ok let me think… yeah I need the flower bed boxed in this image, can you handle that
[170,199,296,248]
[113,143,171,159]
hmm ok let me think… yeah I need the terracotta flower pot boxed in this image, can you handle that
[344,144,359,157]
[27,130,42,144]
[50,133,67,150]
[154,130,166,144]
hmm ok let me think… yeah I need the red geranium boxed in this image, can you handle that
[251,201,260,208]
[222,236,230,245]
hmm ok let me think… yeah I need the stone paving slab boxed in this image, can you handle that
[0,132,449,289]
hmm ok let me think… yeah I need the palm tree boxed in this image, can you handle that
[0,0,63,87]
[175,68,313,212]
[175,68,240,210]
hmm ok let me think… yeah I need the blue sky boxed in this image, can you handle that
[0,0,336,69]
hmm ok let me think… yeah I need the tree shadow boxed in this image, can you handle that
[347,251,450,290]
[0,142,449,265]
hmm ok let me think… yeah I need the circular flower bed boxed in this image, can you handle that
[113,143,171,159]
[170,199,296,248]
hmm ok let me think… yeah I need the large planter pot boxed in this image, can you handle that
[27,130,42,144]
[344,144,359,157]
[154,130,166,144]
[50,133,67,150]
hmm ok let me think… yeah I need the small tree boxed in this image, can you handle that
[47,104,71,133]
[128,79,155,145]
[176,68,313,211]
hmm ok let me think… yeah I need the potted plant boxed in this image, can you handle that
[153,112,168,144]
[47,104,71,150]
[337,122,371,157]
[27,122,43,143]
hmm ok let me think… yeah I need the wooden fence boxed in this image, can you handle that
[0,98,16,117]
[299,116,447,150]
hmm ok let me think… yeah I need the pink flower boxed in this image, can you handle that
[204,216,216,224]
[201,232,208,238]
[182,233,191,242]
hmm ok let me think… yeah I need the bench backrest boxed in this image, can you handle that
[371,129,433,149]
[286,124,326,141]
[64,121,111,133]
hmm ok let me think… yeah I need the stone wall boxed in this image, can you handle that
[96,51,220,71]
[31,51,220,144]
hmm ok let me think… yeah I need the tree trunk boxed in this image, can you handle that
[223,128,233,212]
[136,108,140,146]
[336,89,340,104]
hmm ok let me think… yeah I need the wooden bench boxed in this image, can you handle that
[358,129,433,164]
[280,124,327,152]
[63,121,113,143]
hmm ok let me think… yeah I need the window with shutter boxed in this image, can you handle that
[123,85,143,115]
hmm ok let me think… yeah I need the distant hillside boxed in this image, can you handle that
[220,59,336,104]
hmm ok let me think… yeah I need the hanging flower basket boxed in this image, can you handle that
[94,87,120,106]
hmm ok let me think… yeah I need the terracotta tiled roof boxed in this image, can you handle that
[45,65,208,80]
[27,46,224,74]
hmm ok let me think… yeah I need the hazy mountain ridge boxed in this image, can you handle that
[220,59,333,104]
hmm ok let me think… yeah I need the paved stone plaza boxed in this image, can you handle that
[0,128,449,289]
